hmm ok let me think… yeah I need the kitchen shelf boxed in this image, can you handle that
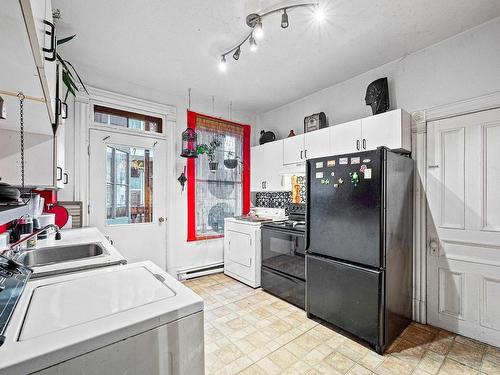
[0,204,29,226]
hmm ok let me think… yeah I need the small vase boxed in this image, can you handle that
[288,130,296,137]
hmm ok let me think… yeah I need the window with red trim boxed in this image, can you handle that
[187,111,250,241]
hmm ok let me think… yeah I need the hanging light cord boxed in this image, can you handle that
[18,93,25,190]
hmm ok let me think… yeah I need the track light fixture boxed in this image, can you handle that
[218,2,322,71]
[233,47,241,60]
[219,55,227,72]
[249,35,257,52]
[281,9,289,28]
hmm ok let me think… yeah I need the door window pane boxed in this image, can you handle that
[106,145,153,225]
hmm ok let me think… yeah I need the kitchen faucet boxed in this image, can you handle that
[1,224,61,257]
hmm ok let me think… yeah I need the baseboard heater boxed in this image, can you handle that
[176,262,224,281]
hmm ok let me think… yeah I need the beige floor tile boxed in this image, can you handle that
[322,351,356,374]
[416,350,445,374]
[447,341,484,369]
[359,351,385,370]
[267,346,299,369]
[184,274,495,375]
[374,355,413,375]
[348,364,375,375]
[239,363,268,375]
[481,353,500,375]
[438,359,478,375]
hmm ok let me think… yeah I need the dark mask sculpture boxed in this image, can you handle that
[365,78,389,115]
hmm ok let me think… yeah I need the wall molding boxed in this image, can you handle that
[425,90,500,122]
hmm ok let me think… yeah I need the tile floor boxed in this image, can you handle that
[183,273,500,375]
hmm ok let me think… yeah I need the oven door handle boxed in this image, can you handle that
[261,227,305,237]
[264,267,302,284]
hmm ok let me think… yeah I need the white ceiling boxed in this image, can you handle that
[53,0,500,113]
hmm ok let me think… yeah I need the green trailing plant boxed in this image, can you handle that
[196,137,222,163]
[56,34,89,101]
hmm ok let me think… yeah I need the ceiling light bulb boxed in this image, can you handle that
[313,4,325,23]
[233,47,241,60]
[249,35,257,52]
[219,55,227,72]
[254,19,264,40]
[281,9,289,28]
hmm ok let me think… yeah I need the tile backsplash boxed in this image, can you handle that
[255,191,293,209]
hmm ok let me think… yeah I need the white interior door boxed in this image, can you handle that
[89,129,167,269]
[426,108,500,347]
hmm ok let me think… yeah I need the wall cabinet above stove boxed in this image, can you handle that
[283,127,331,165]
[251,140,284,192]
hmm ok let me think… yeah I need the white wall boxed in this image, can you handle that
[59,73,255,277]
[254,17,500,143]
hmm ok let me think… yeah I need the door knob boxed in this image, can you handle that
[158,217,166,223]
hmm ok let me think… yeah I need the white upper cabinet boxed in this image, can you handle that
[361,109,411,152]
[251,140,284,191]
[283,134,305,165]
[21,0,58,125]
[304,127,331,160]
[330,120,362,155]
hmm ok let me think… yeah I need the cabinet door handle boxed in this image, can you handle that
[356,140,360,150]
[300,150,303,160]
[61,102,68,120]
[304,149,308,159]
[42,20,57,62]
[56,167,63,181]
[363,139,367,150]
[63,173,68,185]
[262,181,266,190]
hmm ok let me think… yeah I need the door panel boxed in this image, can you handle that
[306,255,383,348]
[227,230,251,267]
[304,127,331,159]
[89,129,167,269]
[330,120,361,155]
[427,108,500,347]
[283,134,304,165]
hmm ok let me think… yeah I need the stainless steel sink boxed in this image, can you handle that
[15,243,107,268]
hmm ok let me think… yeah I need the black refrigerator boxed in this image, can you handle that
[305,147,413,354]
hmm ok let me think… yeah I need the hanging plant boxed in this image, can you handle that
[223,151,239,169]
[53,10,89,102]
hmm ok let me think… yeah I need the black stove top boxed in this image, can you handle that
[0,255,31,346]
[261,203,306,233]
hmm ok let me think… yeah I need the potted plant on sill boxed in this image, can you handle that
[197,137,222,173]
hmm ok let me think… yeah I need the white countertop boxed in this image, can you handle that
[0,261,203,374]
[27,227,126,278]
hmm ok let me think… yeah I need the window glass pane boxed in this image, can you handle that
[129,118,145,130]
[93,105,162,134]
[110,115,127,127]
[106,145,153,225]
[95,112,109,124]
[106,147,113,183]
[115,150,128,185]
[194,124,244,238]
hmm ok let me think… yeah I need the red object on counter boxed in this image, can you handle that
[33,189,58,206]
[45,204,69,228]
[0,223,8,234]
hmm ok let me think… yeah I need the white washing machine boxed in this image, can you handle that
[0,261,204,375]
[224,207,286,288]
